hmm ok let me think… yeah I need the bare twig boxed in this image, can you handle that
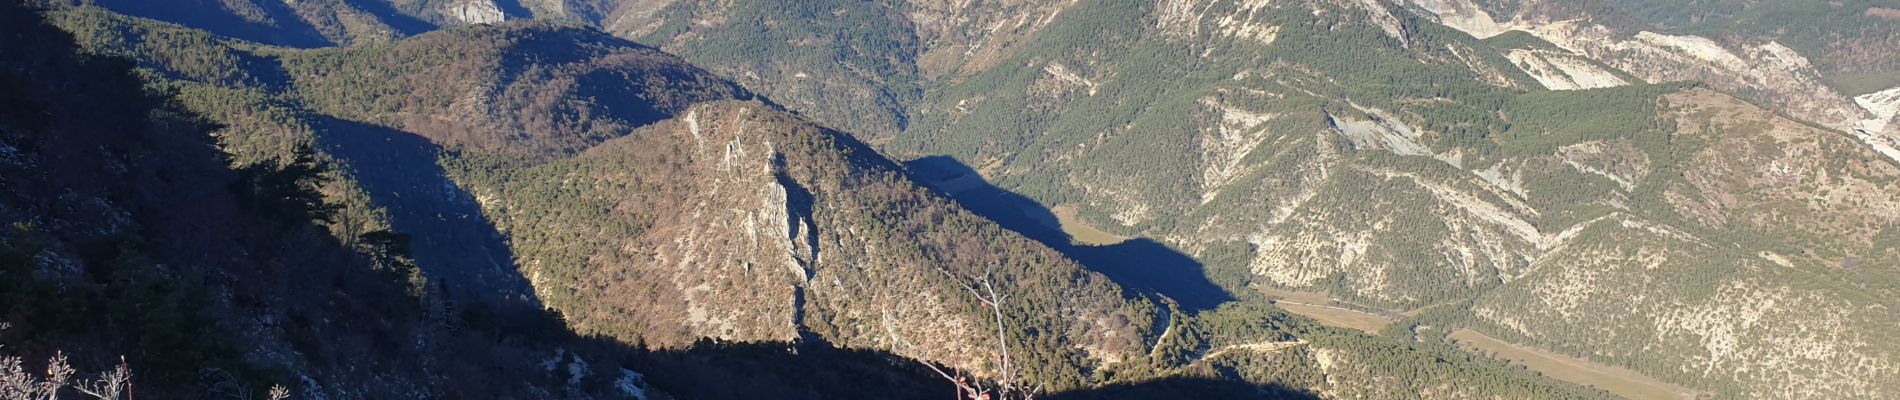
[979,269,1014,395]
[922,263,1042,400]
[883,306,986,398]
[73,357,130,399]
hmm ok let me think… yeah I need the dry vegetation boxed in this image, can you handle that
[1051,205,1128,246]
[1449,330,1702,400]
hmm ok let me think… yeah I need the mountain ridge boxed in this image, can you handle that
[15,1,1900,398]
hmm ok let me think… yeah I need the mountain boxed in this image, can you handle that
[10,4,1159,398]
[0,2,654,397]
[42,8,1617,397]
[26,3,1152,394]
[1402,0,1900,161]
[19,0,1900,399]
[607,0,1900,398]
[10,3,1634,398]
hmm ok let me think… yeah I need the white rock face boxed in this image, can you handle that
[1556,140,1649,191]
[449,0,507,24]
[1197,95,1278,199]
[1153,0,1284,45]
[1504,49,1628,90]
[1330,109,1431,157]
[1156,0,1418,46]
[1544,28,1864,129]
[1448,43,1523,88]
[1405,0,1522,38]
[1041,63,1100,96]
[1405,0,1876,145]
[1853,87,1900,133]
[1851,87,1900,163]
[1347,0,1409,46]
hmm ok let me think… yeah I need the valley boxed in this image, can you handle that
[1258,289,1392,333]
[1449,330,1704,400]
[1051,204,1129,246]
[1264,283,1712,400]
[1268,302,1390,334]
[6,0,1899,399]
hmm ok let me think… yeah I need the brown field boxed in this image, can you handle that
[1051,204,1127,245]
[1276,302,1392,333]
[1449,330,1703,400]
[1259,289,1393,333]
[1869,7,1900,21]
[1257,288,1333,304]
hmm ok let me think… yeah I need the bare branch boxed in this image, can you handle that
[921,262,1048,399]
[73,357,130,400]
[980,273,1013,394]
[45,352,74,400]
[931,262,996,307]
[882,307,984,398]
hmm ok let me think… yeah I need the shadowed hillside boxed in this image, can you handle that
[907,155,1235,312]
[311,115,534,305]
[8,2,1760,398]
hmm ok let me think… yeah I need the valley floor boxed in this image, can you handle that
[1449,330,1705,400]
[1273,302,1393,334]
[1262,288,1703,400]
[1049,205,1127,246]
[1260,289,1393,333]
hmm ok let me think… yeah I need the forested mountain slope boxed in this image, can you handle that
[1404,0,1900,160]
[12,3,1646,398]
[38,9,1139,390]
[8,5,1137,398]
[0,2,654,397]
[610,0,1900,398]
[70,0,1900,155]
[889,1,1900,397]
[38,0,1900,398]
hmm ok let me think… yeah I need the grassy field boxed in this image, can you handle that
[1276,303,1393,333]
[1450,330,1704,400]
[1258,288,1333,304]
[1259,289,1394,333]
[1051,204,1128,245]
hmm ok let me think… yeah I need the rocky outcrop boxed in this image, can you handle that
[1405,0,1877,139]
[1853,87,1900,162]
[1503,48,1627,90]
[449,0,509,24]
[1461,89,1900,399]
[478,102,1153,386]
